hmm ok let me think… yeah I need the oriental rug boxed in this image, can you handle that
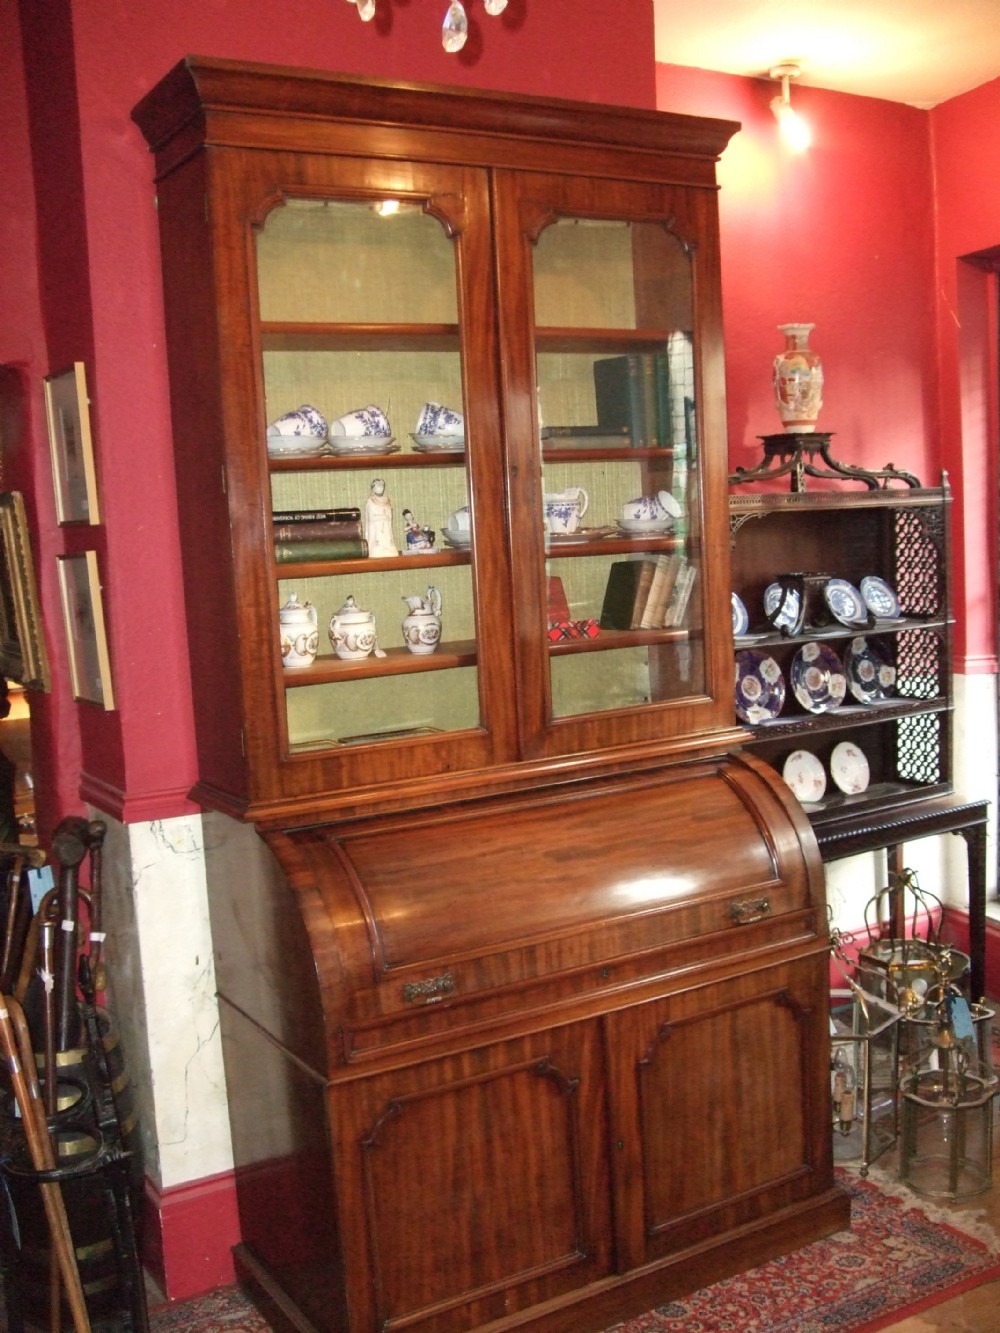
[147,1169,1000,1333]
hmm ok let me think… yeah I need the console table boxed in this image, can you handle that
[812,795,990,1001]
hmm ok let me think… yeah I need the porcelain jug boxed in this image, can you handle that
[401,586,442,656]
[328,595,385,661]
[278,594,319,669]
[543,487,589,535]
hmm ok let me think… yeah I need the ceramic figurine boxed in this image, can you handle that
[278,594,318,668]
[402,508,435,552]
[328,595,386,660]
[364,478,398,557]
[401,587,442,655]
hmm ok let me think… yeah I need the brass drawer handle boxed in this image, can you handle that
[402,972,456,1004]
[730,896,771,926]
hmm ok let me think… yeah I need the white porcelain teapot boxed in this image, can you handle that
[278,594,318,669]
[328,595,386,661]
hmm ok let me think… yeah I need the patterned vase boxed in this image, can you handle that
[773,323,824,432]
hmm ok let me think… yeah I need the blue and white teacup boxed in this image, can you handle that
[543,487,589,535]
[620,491,681,525]
[415,402,464,437]
[328,404,392,438]
[267,404,328,438]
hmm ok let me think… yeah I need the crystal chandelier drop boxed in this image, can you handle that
[346,0,508,54]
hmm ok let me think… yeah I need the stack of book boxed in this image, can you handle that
[598,554,697,631]
[592,353,673,449]
[272,507,368,562]
[540,425,633,448]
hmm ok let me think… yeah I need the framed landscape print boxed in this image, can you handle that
[57,551,115,708]
[44,362,101,524]
[0,491,50,690]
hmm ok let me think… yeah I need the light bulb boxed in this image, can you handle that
[772,98,812,152]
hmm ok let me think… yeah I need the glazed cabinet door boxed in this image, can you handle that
[327,1022,613,1333]
[491,170,735,760]
[178,148,517,812]
[604,954,833,1270]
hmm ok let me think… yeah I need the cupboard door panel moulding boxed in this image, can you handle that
[136,59,847,1333]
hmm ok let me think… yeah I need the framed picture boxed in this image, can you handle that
[43,362,100,524]
[0,492,50,691]
[57,551,115,708]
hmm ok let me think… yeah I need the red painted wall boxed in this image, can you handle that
[929,78,1000,672]
[3,0,657,832]
[656,66,938,481]
[656,64,1000,675]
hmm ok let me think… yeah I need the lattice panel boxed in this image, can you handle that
[894,509,944,617]
[894,628,943,699]
[896,712,943,786]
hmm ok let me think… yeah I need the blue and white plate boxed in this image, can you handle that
[844,635,896,704]
[860,575,901,620]
[735,650,786,724]
[790,642,847,714]
[823,578,868,628]
[731,592,750,637]
[764,581,801,634]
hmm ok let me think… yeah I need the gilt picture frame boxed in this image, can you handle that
[44,362,101,525]
[0,492,50,691]
[57,551,115,708]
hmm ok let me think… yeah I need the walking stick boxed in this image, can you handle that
[0,994,91,1333]
[51,818,90,1052]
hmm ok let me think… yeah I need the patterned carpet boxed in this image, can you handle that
[147,1169,1000,1333]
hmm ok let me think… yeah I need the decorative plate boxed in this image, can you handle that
[830,740,871,795]
[731,592,749,637]
[782,749,827,804]
[409,433,466,452]
[734,650,786,724]
[763,581,801,634]
[790,641,848,714]
[860,575,902,620]
[823,578,868,628]
[844,635,897,704]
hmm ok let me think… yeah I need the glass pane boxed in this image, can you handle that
[257,196,478,755]
[258,199,458,324]
[533,217,703,719]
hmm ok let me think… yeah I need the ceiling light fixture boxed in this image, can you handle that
[346,0,508,54]
[769,62,812,152]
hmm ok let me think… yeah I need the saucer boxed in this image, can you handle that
[442,526,471,548]
[790,642,847,714]
[734,650,786,724]
[782,749,827,804]
[329,437,398,456]
[731,592,749,637]
[830,740,871,795]
[266,435,329,458]
[844,635,896,704]
[763,581,801,634]
[860,575,901,620]
[823,578,868,628]
[410,433,465,452]
[617,518,673,535]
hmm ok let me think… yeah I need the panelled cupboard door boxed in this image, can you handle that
[327,1023,613,1333]
[491,169,735,761]
[604,956,833,1272]
[163,146,517,812]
